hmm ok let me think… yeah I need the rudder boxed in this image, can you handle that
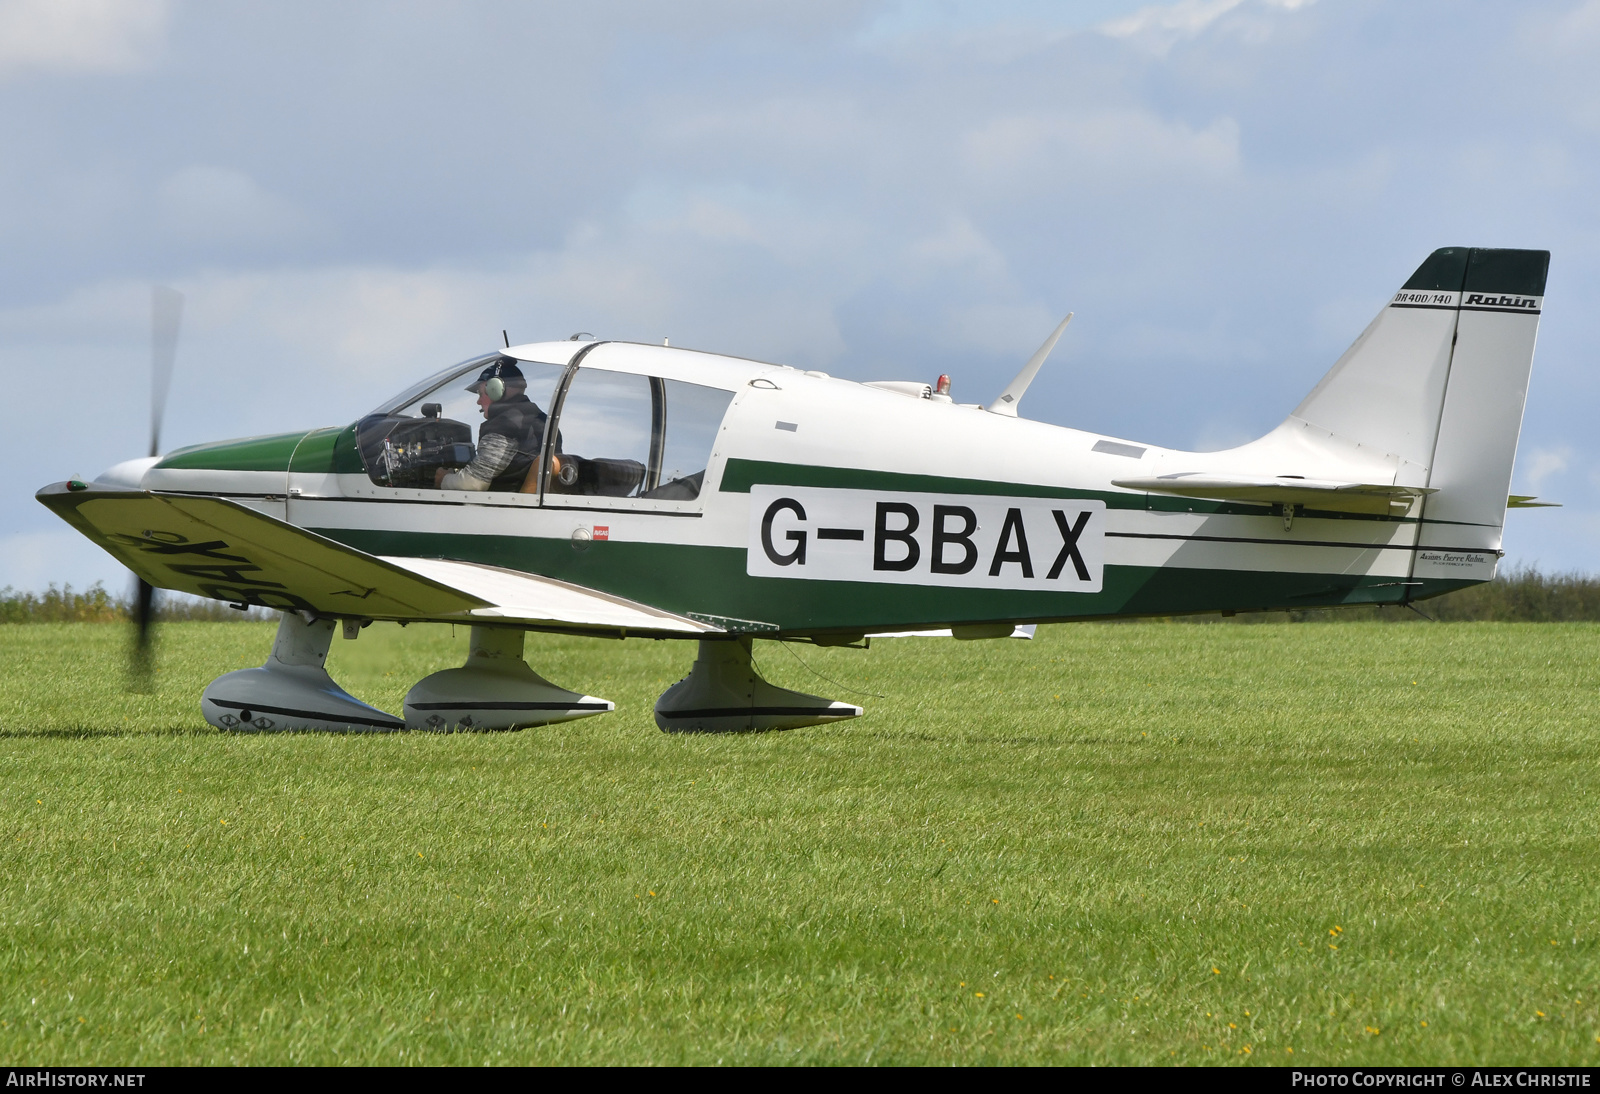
[1413,248,1548,583]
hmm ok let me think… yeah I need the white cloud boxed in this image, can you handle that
[1310,294,1387,357]
[0,218,863,442]
[1102,0,1246,40]
[0,276,145,344]
[906,218,1011,282]
[1519,2,1600,135]
[963,110,1241,185]
[158,166,311,247]
[655,95,871,166]
[0,0,167,78]
[1100,0,1313,54]
[1191,417,1258,452]
[1528,0,1600,53]
[940,300,1062,356]
[623,183,857,262]
[1513,444,1570,495]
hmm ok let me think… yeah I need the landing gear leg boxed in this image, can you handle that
[654,637,863,733]
[403,625,614,731]
[202,613,403,732]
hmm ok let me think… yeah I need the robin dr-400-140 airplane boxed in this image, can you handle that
[38,246,1551,733]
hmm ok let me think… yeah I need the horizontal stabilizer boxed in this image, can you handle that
[1112,474,1435,516]
[1508,495,1560,509]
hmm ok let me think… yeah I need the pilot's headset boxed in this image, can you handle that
[471,357,523,402]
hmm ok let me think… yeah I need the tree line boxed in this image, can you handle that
[1176,567,1600,623]
[5,567,1600,625]
[0,584,275,623]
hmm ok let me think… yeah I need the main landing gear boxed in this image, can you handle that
[403,625,613,730]
[201,619,861,734]
[654,637,862,733]
[202,615,612,733]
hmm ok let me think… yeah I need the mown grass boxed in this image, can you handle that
[0,620,1596,1065]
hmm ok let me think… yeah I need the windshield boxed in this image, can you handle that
[367,353,501,417]
[357,354,568,493]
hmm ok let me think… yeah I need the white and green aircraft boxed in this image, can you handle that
[38,246,1550,734]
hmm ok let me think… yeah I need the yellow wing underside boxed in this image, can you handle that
[36,482,717,638]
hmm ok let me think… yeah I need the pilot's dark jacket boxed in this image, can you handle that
[479,394,548,490]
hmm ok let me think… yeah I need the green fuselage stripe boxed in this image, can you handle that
[310,527,1473,634]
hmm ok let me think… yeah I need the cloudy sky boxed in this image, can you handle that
[2,0,1597,592]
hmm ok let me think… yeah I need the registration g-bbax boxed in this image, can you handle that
[747,485,1105,593]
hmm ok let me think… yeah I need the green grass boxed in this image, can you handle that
[0,620,1597,1065]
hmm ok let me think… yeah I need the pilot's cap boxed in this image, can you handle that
[466,357,525,395]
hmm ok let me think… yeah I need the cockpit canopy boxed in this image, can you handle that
[356,352,736,502]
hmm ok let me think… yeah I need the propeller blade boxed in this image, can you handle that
[150,286,183,458]
[130,577,156,691]
[131,285,182,689]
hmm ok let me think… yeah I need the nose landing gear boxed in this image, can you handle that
[202,612,403,732]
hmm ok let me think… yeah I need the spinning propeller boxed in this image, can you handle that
[131,286,184,689]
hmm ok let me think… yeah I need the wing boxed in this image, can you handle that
[1110,474,1436,516]
[36,482,718,638]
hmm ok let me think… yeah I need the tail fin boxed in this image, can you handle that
[1290,248,1470,484]
[1290,246,1548,581]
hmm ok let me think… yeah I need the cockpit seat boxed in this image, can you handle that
[545,455,645,497]
[640,471,705,501]
[580,457,646,497]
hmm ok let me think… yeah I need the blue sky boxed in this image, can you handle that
[2,0,1597,591]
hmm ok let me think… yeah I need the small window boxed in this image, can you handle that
[548,368,652,497]
[357,356,565,493]
[548,370,733,501]
[650,379,735,500]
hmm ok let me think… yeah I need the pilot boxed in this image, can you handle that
[434,358,548,491]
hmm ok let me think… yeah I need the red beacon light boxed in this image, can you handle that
[934,374,951,397]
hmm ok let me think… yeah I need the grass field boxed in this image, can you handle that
[0,620,1597,1065]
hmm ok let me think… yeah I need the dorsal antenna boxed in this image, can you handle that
[988,313,1072,417]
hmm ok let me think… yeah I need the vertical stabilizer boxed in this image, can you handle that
[1279,246,1547,584]
[1289,247,1470,486]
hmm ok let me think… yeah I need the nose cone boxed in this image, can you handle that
[94,456,161,488]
